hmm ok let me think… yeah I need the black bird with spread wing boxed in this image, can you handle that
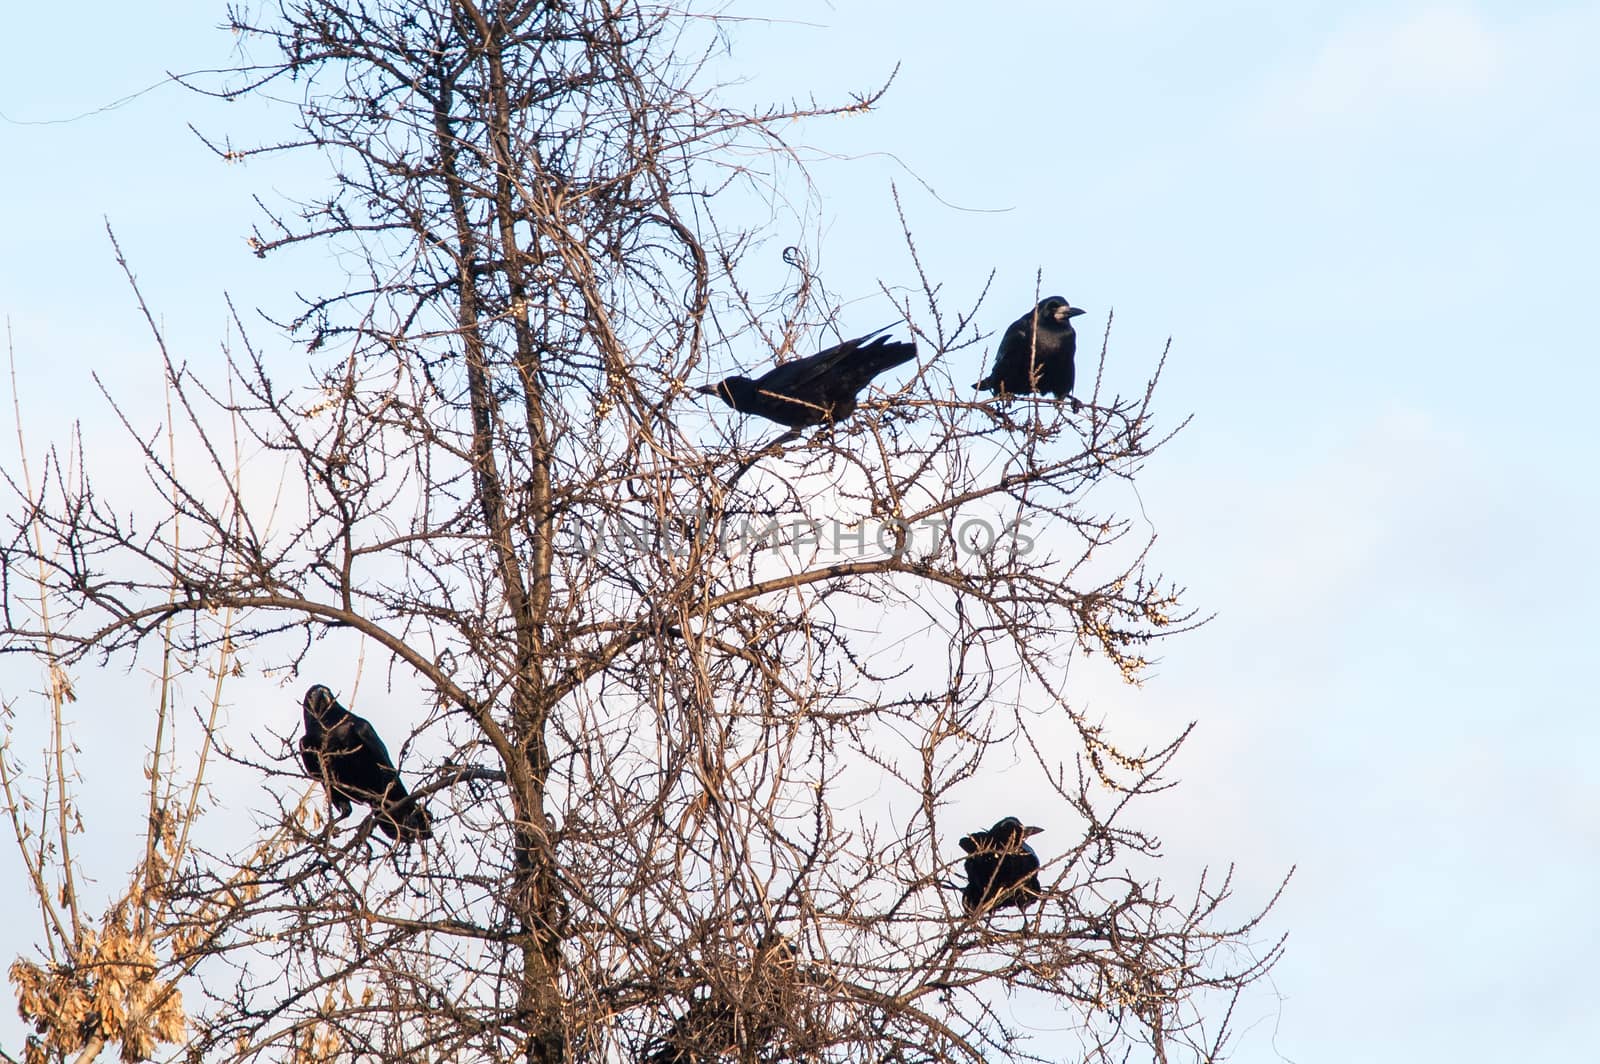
[959,816,1043,913]
[698,328,917,427]
[299,684,432,843]
[976,296,1087,410]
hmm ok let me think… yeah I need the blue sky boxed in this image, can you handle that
[3,2,1598,1060]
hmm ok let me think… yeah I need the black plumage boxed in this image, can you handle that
[976,296,1087,410]
[698,328,917,427]
[958,816,1043,913]
[299,684,432,843]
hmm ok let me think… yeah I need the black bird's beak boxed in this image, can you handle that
[1024,825,1044,837]
[695,384,718,395]
[1062,307,1087,321]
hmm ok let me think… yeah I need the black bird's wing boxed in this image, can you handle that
[1034,325,1076,400]
[755,326,903,388]
[342,716,432,841]
[299,734,321,780]
[751,329,916,422]
[962,851,998,910]
[311,717,387,805]
[339,715,401,795]
[312,715,430,842]
[751,344,841,395]
[959,828,997,909]
[979,317,1036,393]
[828,332,918,399]
[996,846,1043,909]
[300,721,355,821]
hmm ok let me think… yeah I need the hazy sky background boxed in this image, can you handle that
[3,1,1598,1060]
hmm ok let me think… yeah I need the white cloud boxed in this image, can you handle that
[1258,6,1504,131]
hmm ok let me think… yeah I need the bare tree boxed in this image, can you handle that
[3,1,1286,1062]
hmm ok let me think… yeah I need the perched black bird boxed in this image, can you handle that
[698,328,917,427]
[976,296,1087,410]
[959,816,1043,913]
[299,684,432,843]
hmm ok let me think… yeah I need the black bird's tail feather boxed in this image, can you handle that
[376,793,433,843]
[820,323,915,375]
[853,334,918,374]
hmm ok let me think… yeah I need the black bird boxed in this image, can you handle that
[959,816,1043,913]
[976,296,1087,410]
[698,328,917,427]
[299,684,432,844]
